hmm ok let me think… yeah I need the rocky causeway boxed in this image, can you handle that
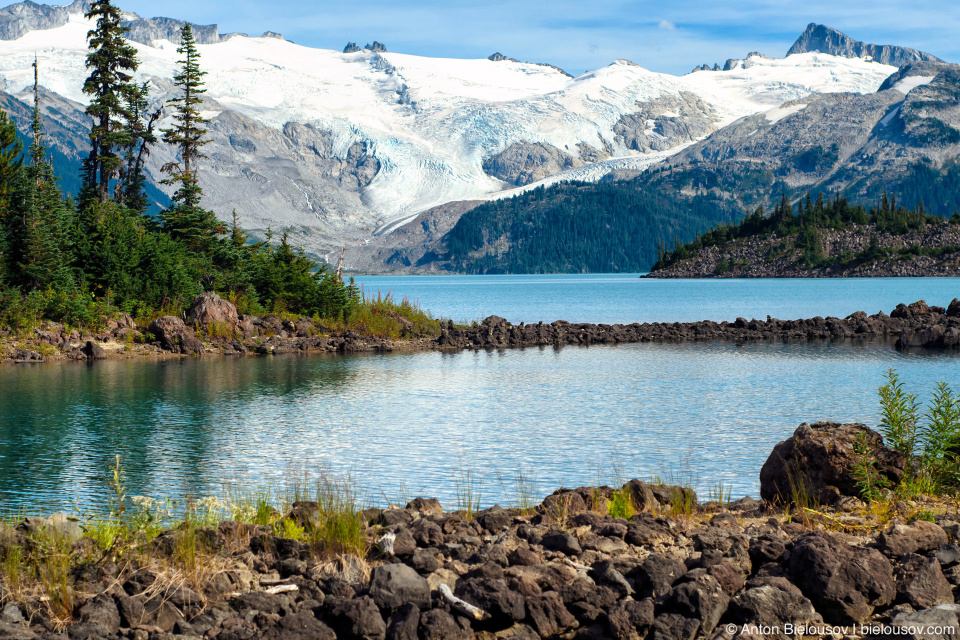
[7,293,960,364]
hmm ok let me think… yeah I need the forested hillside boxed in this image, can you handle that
[440,181,742,273]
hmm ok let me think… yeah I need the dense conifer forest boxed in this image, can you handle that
[442,182,742,273]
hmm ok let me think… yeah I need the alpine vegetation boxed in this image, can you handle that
[0,0,358,332]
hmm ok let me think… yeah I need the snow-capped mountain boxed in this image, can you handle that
[0,2,903,256]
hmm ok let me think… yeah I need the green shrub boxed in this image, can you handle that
[879,369,960,494]
[606,489,635,519]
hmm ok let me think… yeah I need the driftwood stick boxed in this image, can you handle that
[438,583,486,620]
[377,532,396,556]
[265,584,299,595]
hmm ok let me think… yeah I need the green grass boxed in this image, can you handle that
[327,291,443,339]
[496,466,539,515]
[706,482,733,508]
[454,465,483,521]
[606,489,635,519]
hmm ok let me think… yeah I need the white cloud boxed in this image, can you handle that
[658,20,676,31]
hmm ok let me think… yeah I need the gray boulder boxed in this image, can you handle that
[662,571,729,635]
[879,521,950,558]
[187,291,241,336]
[891,604,960,640]
[896,555,955,609]
[726,584,822,634]
[368,564,430,610]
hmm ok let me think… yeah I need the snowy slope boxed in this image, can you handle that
[0,7,898,248]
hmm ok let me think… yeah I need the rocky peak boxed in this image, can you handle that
[488,52,518,62]
[788,23,941,67]
[343,42,361,53]
[364,41,387,53]
[0,0,90,40]
[122,17,220,46]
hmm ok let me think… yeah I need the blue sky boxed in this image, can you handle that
[115,0,958,76]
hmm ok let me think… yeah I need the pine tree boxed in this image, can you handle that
[82,0,138,205]
[119,81,159,212]
[12,61,73,291]
[0,107,23,286]
[160,24,223,252]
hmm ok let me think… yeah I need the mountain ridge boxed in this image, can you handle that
[788,23,941,68]
[0,0,950,272]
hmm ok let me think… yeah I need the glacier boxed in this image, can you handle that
[0,5,898,255]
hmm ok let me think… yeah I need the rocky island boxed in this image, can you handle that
[648,196,960,279]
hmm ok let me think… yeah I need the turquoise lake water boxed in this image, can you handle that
[3,275,960,512]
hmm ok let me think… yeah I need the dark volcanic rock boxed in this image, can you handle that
[895,555,955,609]
[81,340,106,359]
[323,596,386,640]
[148,316,204,355]
[663,571,730,635]
[759,421,905,505]
[785,531,896,624]
[606,597,654,640]
[729,584,822,627]
[878,521,950,558]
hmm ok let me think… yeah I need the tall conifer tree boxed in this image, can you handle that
[82,0,138,205]
[160,24,222,251]
[0,109,23,286]
[13,60,72,291]
[119,81,159,212]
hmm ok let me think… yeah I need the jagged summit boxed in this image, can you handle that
[788,23,941,67]
[0,0,284,45]
[0,0,86,39]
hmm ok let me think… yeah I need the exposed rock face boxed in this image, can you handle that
[759,422,906,505]
[364,41,387,53]
[343,42,362,53]
[148,316,204,356]
[345,199,482,272]
[488,52,518,62]
[656,62,960,216]
[788,23,942,67]
[482,142,583,186]
[121,17,220,46]
[0,0,88,40]
[187,292,241,335]
[613,92,716,153]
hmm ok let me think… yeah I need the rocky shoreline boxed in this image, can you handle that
[2,422,960,640]
[6,294,960,364]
